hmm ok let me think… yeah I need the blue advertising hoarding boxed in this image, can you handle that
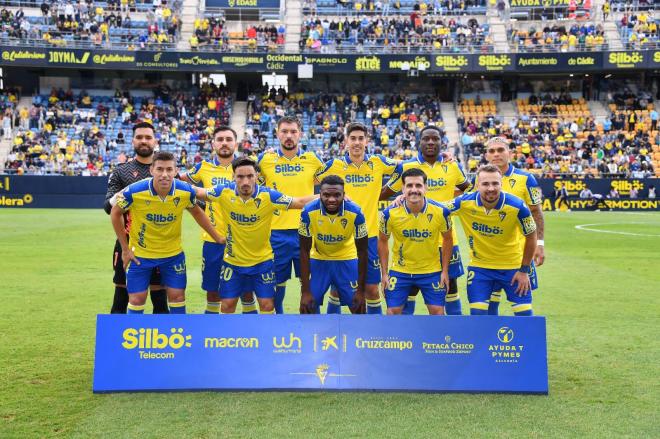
[205,0,280,8]
[93,315,548,393]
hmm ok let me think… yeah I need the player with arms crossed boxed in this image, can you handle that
[179,126,257,314]
[378,168,453,315]
[104,122,169,314]
[257,116,326,314]
[316,122,397,314]
[381,126,470,315]
[110,152,225,314]
[446,165,538,316]
[196,158,316,314]
[299,175,369,314]
[480,136,545,314]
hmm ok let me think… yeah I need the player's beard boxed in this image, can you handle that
[216,146,234,159]
[134,144,154,158]
[281,140,297,151]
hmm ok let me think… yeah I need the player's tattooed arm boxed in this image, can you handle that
[512,230,537,296]
[530,204,545,266]
[188,205,226,244]
[289,194,319,209]
[439,230,453,291]
[110,205,139,269]
[377,232,390,292]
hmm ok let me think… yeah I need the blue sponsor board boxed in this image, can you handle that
[93,315,548,393]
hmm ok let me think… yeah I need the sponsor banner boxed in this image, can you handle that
[0,175,106,208]
[515,52,601,72]
[538,178,660,211]
[205,0,280,8]
[432,54,472,72]
[509,0,570,8]
[1,47,660,73]
[475,54,515,72]
[603,51,646,70]
[93,314,548,393]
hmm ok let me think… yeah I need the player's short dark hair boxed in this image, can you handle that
[133,121,155,134]
[401,168,427,184]
[152,151,176,164]
[476,164,502,176]
[277,115,302,130]
[320,175,345,188]
[419,125,442,138]
[213,125,237,140]
[345,122,369,137]
[232,157,260,173]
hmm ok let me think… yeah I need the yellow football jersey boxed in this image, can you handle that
[206,183,293,267]
[299,199,368,261]
[379,198,452,274]
[386,153,468,246]
[471,164,542,207]
[257,149,325,230]
[117,178,196,258]
[316,153,397,237]
[386,153,468,202]
[445,192,536,270]
[186,158,233,242]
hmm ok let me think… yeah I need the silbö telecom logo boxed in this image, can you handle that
[122,328,192,360]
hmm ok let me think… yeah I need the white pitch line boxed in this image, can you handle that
[575,223,660,237]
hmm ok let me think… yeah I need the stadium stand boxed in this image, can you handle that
[0,0,181,49]
[244,89,448,160]
[192,14,285,52]
[304,0,488,16]
[460,91,657,178]
[617,11,659,49]
[300,15,492,53]
[3,83,232,175]
[509,22,607,52]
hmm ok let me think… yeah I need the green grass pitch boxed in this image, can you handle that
[1,209,658,438]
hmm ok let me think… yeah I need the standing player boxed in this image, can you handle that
[179,126,257,314]
[316,122,397,314]
[110,152,225,314]
[257,116,325,313]
[480,136,545,314]
[381,126,470,315]
[378,168,453,315]
[196,158,317,314]
[446,165,538,316]
[103,121,168,314]
[299,175,369,314]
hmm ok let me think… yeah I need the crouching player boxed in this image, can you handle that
[446,164,538,316]
[110,151,225,314]
[298,175,369,314]
[378,168,453,315]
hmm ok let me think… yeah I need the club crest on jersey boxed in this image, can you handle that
[341,218,348,229]
[173,197,180,207]
[499,211,507,222]
[442,165,448,173]
[145,200,151,206]
[427,214,433,222]
[132,171,138,177]
[509,180,516,188]
[367,161,374,170]
[254,198,261,208]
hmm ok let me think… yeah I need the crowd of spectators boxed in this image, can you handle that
[304,0,487,15]
[301,15,492,53]
[618,11,659,49]
[460,93,658,178]
[509,23,606,52]
[245,87,448,161]
[4,82,232,175]
[191,16,285,52]
[0,0,181,49]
